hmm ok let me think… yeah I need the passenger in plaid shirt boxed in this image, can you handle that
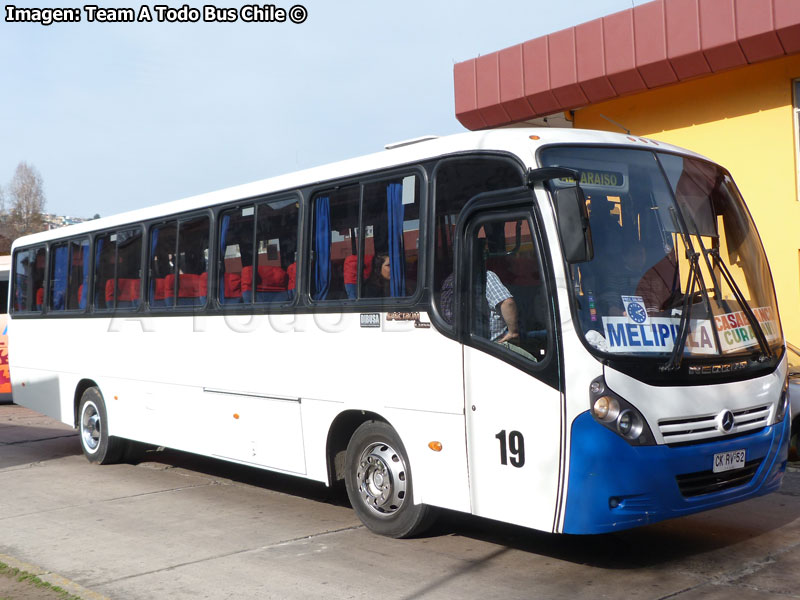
[440,271,520,343]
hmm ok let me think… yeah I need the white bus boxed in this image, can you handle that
[8,129,791,537]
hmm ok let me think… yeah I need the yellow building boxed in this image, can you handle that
[454,0,800,342]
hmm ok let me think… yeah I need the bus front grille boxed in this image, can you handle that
[658,404,771,445]
[675,459,762,497]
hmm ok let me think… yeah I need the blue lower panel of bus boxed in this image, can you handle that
[562,411,789,534]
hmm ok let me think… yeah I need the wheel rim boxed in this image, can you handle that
[80,401,101,453]
[356,442,407,517]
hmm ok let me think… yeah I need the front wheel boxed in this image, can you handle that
[344,420,436,538]
[78,387,124,464]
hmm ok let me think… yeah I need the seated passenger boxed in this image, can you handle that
[440,271,520,343]
[363,254,390,298]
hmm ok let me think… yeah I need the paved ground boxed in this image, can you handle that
[1,403,799,600]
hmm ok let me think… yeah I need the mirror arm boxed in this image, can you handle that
[527,167,581,188]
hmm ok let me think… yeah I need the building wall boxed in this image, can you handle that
[574,53,800,344]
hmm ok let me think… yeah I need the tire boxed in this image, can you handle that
[344,420,436,538]
[78,387,124,464]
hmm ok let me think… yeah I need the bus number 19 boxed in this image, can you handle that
[495,430,525,468]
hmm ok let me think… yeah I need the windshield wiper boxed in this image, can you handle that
[708,248,773,361]
[661,250,700,372]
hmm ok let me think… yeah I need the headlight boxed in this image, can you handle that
[775,377,789,423]
[588,376,655,446]
[592,396,620,422]
[617,409,644,440]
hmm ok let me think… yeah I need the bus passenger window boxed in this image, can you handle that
[310,187,359,301]
[218,206,254,305]
[49,243,69,311]
[149,223,177,308]
[96,229,142,311]
[255,198,297,304]
[176,217,209,307]
[68,239,90,310]
[49,239,90,311]
[311,176,419,302]
[469,217,549,362]
[361,176,419,299]
[11,246,45,313]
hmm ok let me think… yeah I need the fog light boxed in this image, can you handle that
[617,409,644,440]
[592,396,620,423]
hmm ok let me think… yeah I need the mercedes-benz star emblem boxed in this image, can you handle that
[716,410,735,433]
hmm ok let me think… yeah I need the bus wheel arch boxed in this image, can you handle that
[73,379,99,428]
[326,410,384,484]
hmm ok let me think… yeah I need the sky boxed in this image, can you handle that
[1,0,653,219]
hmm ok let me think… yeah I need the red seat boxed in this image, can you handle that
[153,277,172,301]
[343,254,373,284]
[166,272,208,298]
[105,278,140,303]
[224,272,242,298]
[241,265,288,292]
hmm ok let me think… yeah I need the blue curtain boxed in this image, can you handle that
[52,245,69,311]
[387,183,406,297]
[314,197,331,301]
[219,215,230,303]
[80,241,89,309]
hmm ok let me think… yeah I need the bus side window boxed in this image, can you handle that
[310,187,359,301]
[116,229,142,309]
[96,229,142,311]
[69,239,90,310]
[219,206,254,305]
[469,217,549,363]
[361,176,420,299]
[12,246,45,313]
[149,223,177,308]
[176,217,209,307]
[49,242,69,311]
[255,198,297,304]
[49,238,89,312]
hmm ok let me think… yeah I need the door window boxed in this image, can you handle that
[467,214,550,363]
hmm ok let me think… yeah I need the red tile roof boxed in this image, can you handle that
[454,0,800,130]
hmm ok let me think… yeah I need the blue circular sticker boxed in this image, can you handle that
[628,301,647,323]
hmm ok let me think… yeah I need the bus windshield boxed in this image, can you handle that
[540,146,783,363]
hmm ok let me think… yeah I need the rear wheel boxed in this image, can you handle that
[344,420,436,538]
[78,387,124,464]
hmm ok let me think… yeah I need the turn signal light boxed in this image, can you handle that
[428,441,443,452]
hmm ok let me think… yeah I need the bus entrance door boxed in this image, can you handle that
[458,198,563,532]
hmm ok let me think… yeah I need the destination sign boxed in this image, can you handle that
[558,169,625,188]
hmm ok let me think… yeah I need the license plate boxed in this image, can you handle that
[713,449,746,473]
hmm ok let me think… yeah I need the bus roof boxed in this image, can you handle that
[12,127,705,248]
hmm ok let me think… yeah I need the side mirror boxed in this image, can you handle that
[554,186,593,263]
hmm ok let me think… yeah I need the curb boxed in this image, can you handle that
[0,553,111,600]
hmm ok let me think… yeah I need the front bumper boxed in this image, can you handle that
[562,410,789,534]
